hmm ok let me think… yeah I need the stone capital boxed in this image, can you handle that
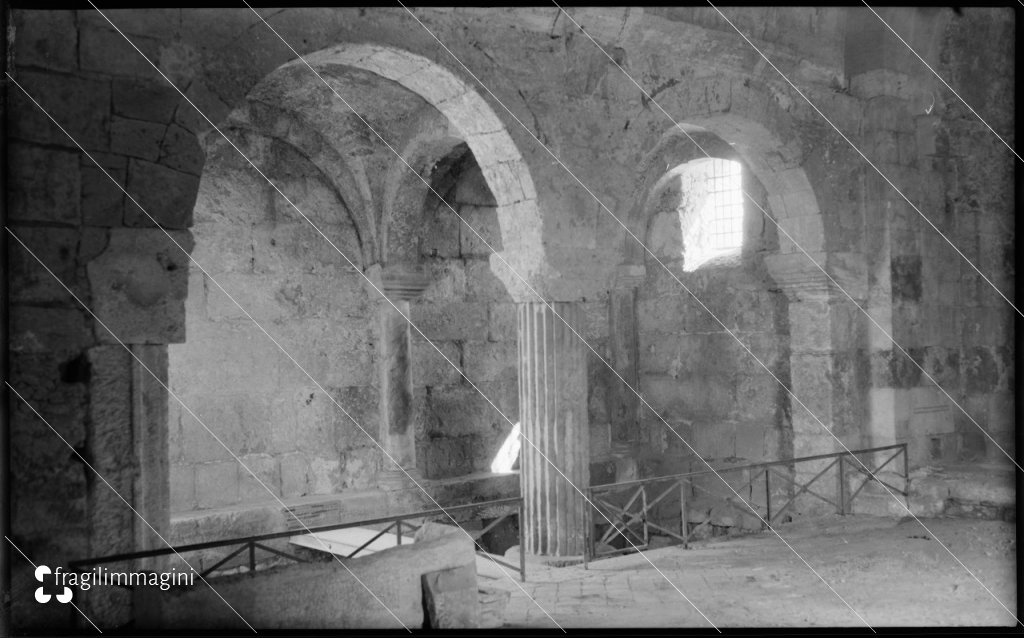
[764,251,867,303]
[374,265,432,302]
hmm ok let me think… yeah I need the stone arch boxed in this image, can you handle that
[624,76,823,266]
[276,43,550,299]
[620,76,870,485]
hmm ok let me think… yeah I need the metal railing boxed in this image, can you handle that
[583,443,908,564]
[69,496,525,582]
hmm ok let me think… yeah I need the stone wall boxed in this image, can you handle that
[6,6,1014,628]
[412,161,520,479]
[167,137,376,512]
[636,161,788,473]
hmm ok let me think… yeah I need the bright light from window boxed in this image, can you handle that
[490,423,521,474]
[683,158,744,271]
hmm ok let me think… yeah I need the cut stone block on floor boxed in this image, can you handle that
[422,563,479,629]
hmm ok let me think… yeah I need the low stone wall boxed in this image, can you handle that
[135,529,476,629]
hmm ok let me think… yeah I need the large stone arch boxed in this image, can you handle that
[273,43,551,301]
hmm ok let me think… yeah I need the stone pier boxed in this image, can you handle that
[517,302,589,556]
[377,267,431,489]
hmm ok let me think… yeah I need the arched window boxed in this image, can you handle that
[681,158,745,272]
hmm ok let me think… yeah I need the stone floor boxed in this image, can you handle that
[491,514,1017,628]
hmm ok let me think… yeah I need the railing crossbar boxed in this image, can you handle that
[347,522,398,559]
[589,443,907,493]
[847,450,906,503]
[69,496,522,569]
[199,542,250,579]
[767,461,839,524]
[471,513,514,542]
[250,542,309,565]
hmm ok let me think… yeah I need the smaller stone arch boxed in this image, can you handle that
[622,80,831,272]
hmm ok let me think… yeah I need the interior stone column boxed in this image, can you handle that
[375,267,430,490]
[518,301,589,556]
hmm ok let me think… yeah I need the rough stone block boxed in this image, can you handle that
[237,454,282,503]
[412,339,462,387]
[419,203,462,260]
[10,306,92,357]
[87,346,134,557]
[8,144,81,225]
[465,259,510,302]
[487,303,516,342]
[158,123,204,175]
[339,447,381,490]
[462,341,517,384]
[331,386,381,450]
[81,158,127,227]
[174,80,232,136]
[14,10,78,71]
[112,78,180,123]
[459,205,503,257]
[124,159,199,228]
[420,261,467,301]
[110,117,166,161]
[194,461,240,509]
[10,70,111,151]
[79,26,162,78]
[86,228,194,344]
[410,302,489,341]
[280,452,311,498]
[422,564,479,629]
[179,407,237,464]
[733,425,765,461]
[170,463,196,512]
[141,527,476,629]
[9,227,86,309]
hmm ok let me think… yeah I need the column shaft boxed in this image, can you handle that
[518,302,589,556]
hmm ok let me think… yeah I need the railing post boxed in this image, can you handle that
[902,443,910,509]
[679,478,689,549]
[396,520,403,546]
[640,486,649,547]
[764,469,771,529]
[582,488,590,570]
[837,455,846,515]
[248,541,256,575]
[518,500,526,583]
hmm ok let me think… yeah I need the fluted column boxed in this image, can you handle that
[518,302,589,556]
